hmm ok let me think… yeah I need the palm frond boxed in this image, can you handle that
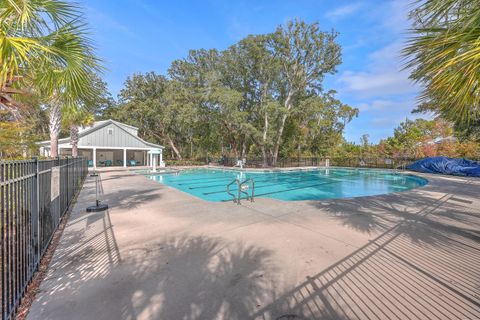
[403,0,480,122]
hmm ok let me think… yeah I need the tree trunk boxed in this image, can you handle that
[260,83,270,167]
[49,102,61,158]
[272,90,294,166]
[153,131,182,160]
[190,139,193,158]
[241,139,246,159]
[261,111,269,167]
[167,135,182,160]
[70,125,79,157]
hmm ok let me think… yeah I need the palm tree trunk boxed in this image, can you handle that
[70,125,79,157]
[49,102,61,158]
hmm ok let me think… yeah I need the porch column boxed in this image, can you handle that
[123,148,127,167]
[159,149,163,167]
[93,147,97,169]
[150,152,153,168]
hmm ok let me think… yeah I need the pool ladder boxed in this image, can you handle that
[226,178,255,205]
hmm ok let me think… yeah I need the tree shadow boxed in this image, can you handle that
[116,235,280,319]
[32,210,285,319]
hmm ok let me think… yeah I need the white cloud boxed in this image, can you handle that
[339,69,415,97]
[338,40,419,97]
[325,3,362,20]
[370,117,400,128]
[356,99,409,112]
[380,0,411,33]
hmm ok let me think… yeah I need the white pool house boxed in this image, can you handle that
[38,119,165,169]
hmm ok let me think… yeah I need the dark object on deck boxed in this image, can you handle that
[407,156,480,177]
[86,174,108,212]
[86,200,108,212]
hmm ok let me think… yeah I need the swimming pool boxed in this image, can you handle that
[145,168,428,202]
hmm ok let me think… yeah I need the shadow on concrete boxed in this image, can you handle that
[96,173,137,182]
[95,172,163,210]
[35,231,282,319]
[31,174,480,320]
[251,182,480,319]
[117,236,279,320]
[40,208,122,300]
[101,188,162,210]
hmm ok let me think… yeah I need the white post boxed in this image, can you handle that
[150,152,153,168]
[93,147,97,169]
[159,149,163,167]
[123,148,127,167]
[152,154,157,172]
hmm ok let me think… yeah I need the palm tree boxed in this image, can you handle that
[0,0,101,158]
[403,0,480,123]
[62,108,94,157]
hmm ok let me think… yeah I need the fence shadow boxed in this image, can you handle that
[38,207,121,300]
[252,184,480,319]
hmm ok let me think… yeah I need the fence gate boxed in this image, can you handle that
[1,157,87,320]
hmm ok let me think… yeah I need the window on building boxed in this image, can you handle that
[107,128,113,135]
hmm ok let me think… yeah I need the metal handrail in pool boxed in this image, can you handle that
[239,178,255,203]
[226,179,240,204]
[226,178,255,205]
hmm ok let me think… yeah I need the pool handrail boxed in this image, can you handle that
[239,178,255,203]
[226,179,240,204]
[226,178,255,205]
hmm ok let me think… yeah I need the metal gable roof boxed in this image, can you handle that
[37,119,164,149]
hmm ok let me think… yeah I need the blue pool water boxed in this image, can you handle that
[145,168,428,202]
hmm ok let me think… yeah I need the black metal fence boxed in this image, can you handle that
[220,156,327,168]
[1,157,87,320]
[219,156,418,169]
[328,157,420,169]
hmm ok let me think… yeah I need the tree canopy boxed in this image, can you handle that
[107,20,358,163]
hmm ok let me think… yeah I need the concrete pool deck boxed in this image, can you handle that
[27,168,480,320]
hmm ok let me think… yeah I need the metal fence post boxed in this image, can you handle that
[31,157,40,271]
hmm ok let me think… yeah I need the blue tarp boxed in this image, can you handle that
[407,156,480,177]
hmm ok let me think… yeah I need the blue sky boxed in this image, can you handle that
[81,0,426,143]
